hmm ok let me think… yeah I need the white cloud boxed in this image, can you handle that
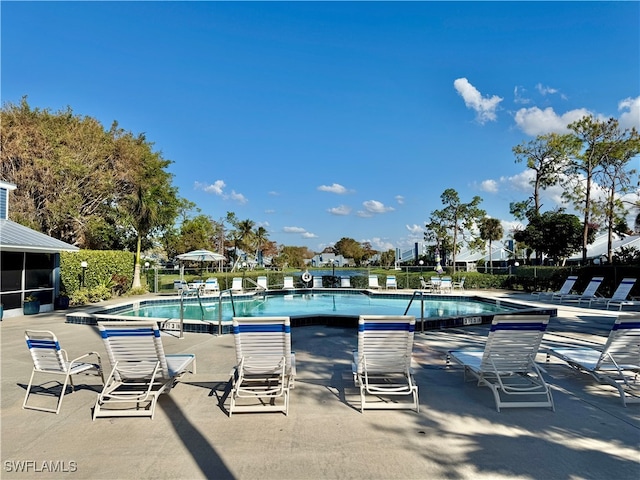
[268,191,280,196]
[514,106,592,136]
[536,83,559,96]
[317,183,350,194]
[364,237,395,251]
[480,179,499,193]
[453,77,503,124]
[618,96,640,130]
[196,179,225,195]
[265,209,276,214]
[405,224,423,235]
[283,226,306,233]
[283,226,318,239]
[395,195,405,205]
[328,205,351,216]
[195,179,247,204]
[362,200,394,214]
[229,190,247,205]
[513,86,531,105]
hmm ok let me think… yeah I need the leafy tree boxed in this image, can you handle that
[275,245,313,269]
[1,98,181,268]
[562,116,638,264]
[478,217,503,274]
[592,129,640,262]
[380,249,396,269]
[425,189,485,272]
[514,211,589,265]
[334,237,365,266]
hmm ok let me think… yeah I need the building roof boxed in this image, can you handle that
[0,219,79,253]
[567,233,640,261]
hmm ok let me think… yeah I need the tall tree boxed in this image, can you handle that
[563,116,636,264]
[121,133,179,288]
[593,129,640,262]
[478,217,504,274]
[511,133,580,219]
[426,189,485,272]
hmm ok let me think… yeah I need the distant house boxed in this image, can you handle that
[0,181,79,318]
[308,253,353,267]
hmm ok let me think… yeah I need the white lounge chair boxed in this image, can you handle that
[447,314,554,412]
[546,314,640,406]
[588,278,637,310]
[440,276,452,294]
[340,276,351,288]
[368,275,380,290]
[23,330,104,414]
[231,277,244,293]
[553,276,604,303]
[203,277,220,294]
[352,315,419,412]
[313,276,323,288]
[283,276,295,289]
[229,316,296,416]
[452,277,466,291]
[256,276,268,290]
[533,275,578,300]
[93,321,196,420]
[386,275,397,290]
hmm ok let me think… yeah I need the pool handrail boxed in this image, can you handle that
[180,288,205,338]
[404,291,427,333]
[218,289,237,336]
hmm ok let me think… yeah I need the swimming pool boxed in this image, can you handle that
[68,290,555,334]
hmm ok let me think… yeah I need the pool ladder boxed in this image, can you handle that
[404,291,427,333]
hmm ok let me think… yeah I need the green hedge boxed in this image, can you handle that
[60,250,135,303]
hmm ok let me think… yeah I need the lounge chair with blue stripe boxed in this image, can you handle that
[533,275,578,300]
[447,314,554,412]
[546,314,640,406]
[229,316,295,416]
[553,276,604,303]
[203,277,220,294]
[352,315,419,412]
[23,330,104,414]
[385,275,398,290]
[93,321,196,420]
[587,278,638,310]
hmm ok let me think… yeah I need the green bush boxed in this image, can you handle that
[61,250,135,305]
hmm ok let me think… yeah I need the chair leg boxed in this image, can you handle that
[55,373,72,415]
[22,369,37,410]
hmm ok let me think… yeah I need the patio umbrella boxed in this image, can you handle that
[176,249,225,278]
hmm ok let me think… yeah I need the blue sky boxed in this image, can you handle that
[2,1,639,253]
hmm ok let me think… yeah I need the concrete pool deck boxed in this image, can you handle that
[1,289,639,479]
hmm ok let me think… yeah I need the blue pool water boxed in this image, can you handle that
[115,291,520,322]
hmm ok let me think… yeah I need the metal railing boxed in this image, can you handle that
[179,287,205,338]
[404,290,427,333]
[217,289,237,336]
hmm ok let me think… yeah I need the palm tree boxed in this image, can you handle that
[254,226,269,266]
[479,217,504,274]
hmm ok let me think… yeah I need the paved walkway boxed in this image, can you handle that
[1,291,639,479]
